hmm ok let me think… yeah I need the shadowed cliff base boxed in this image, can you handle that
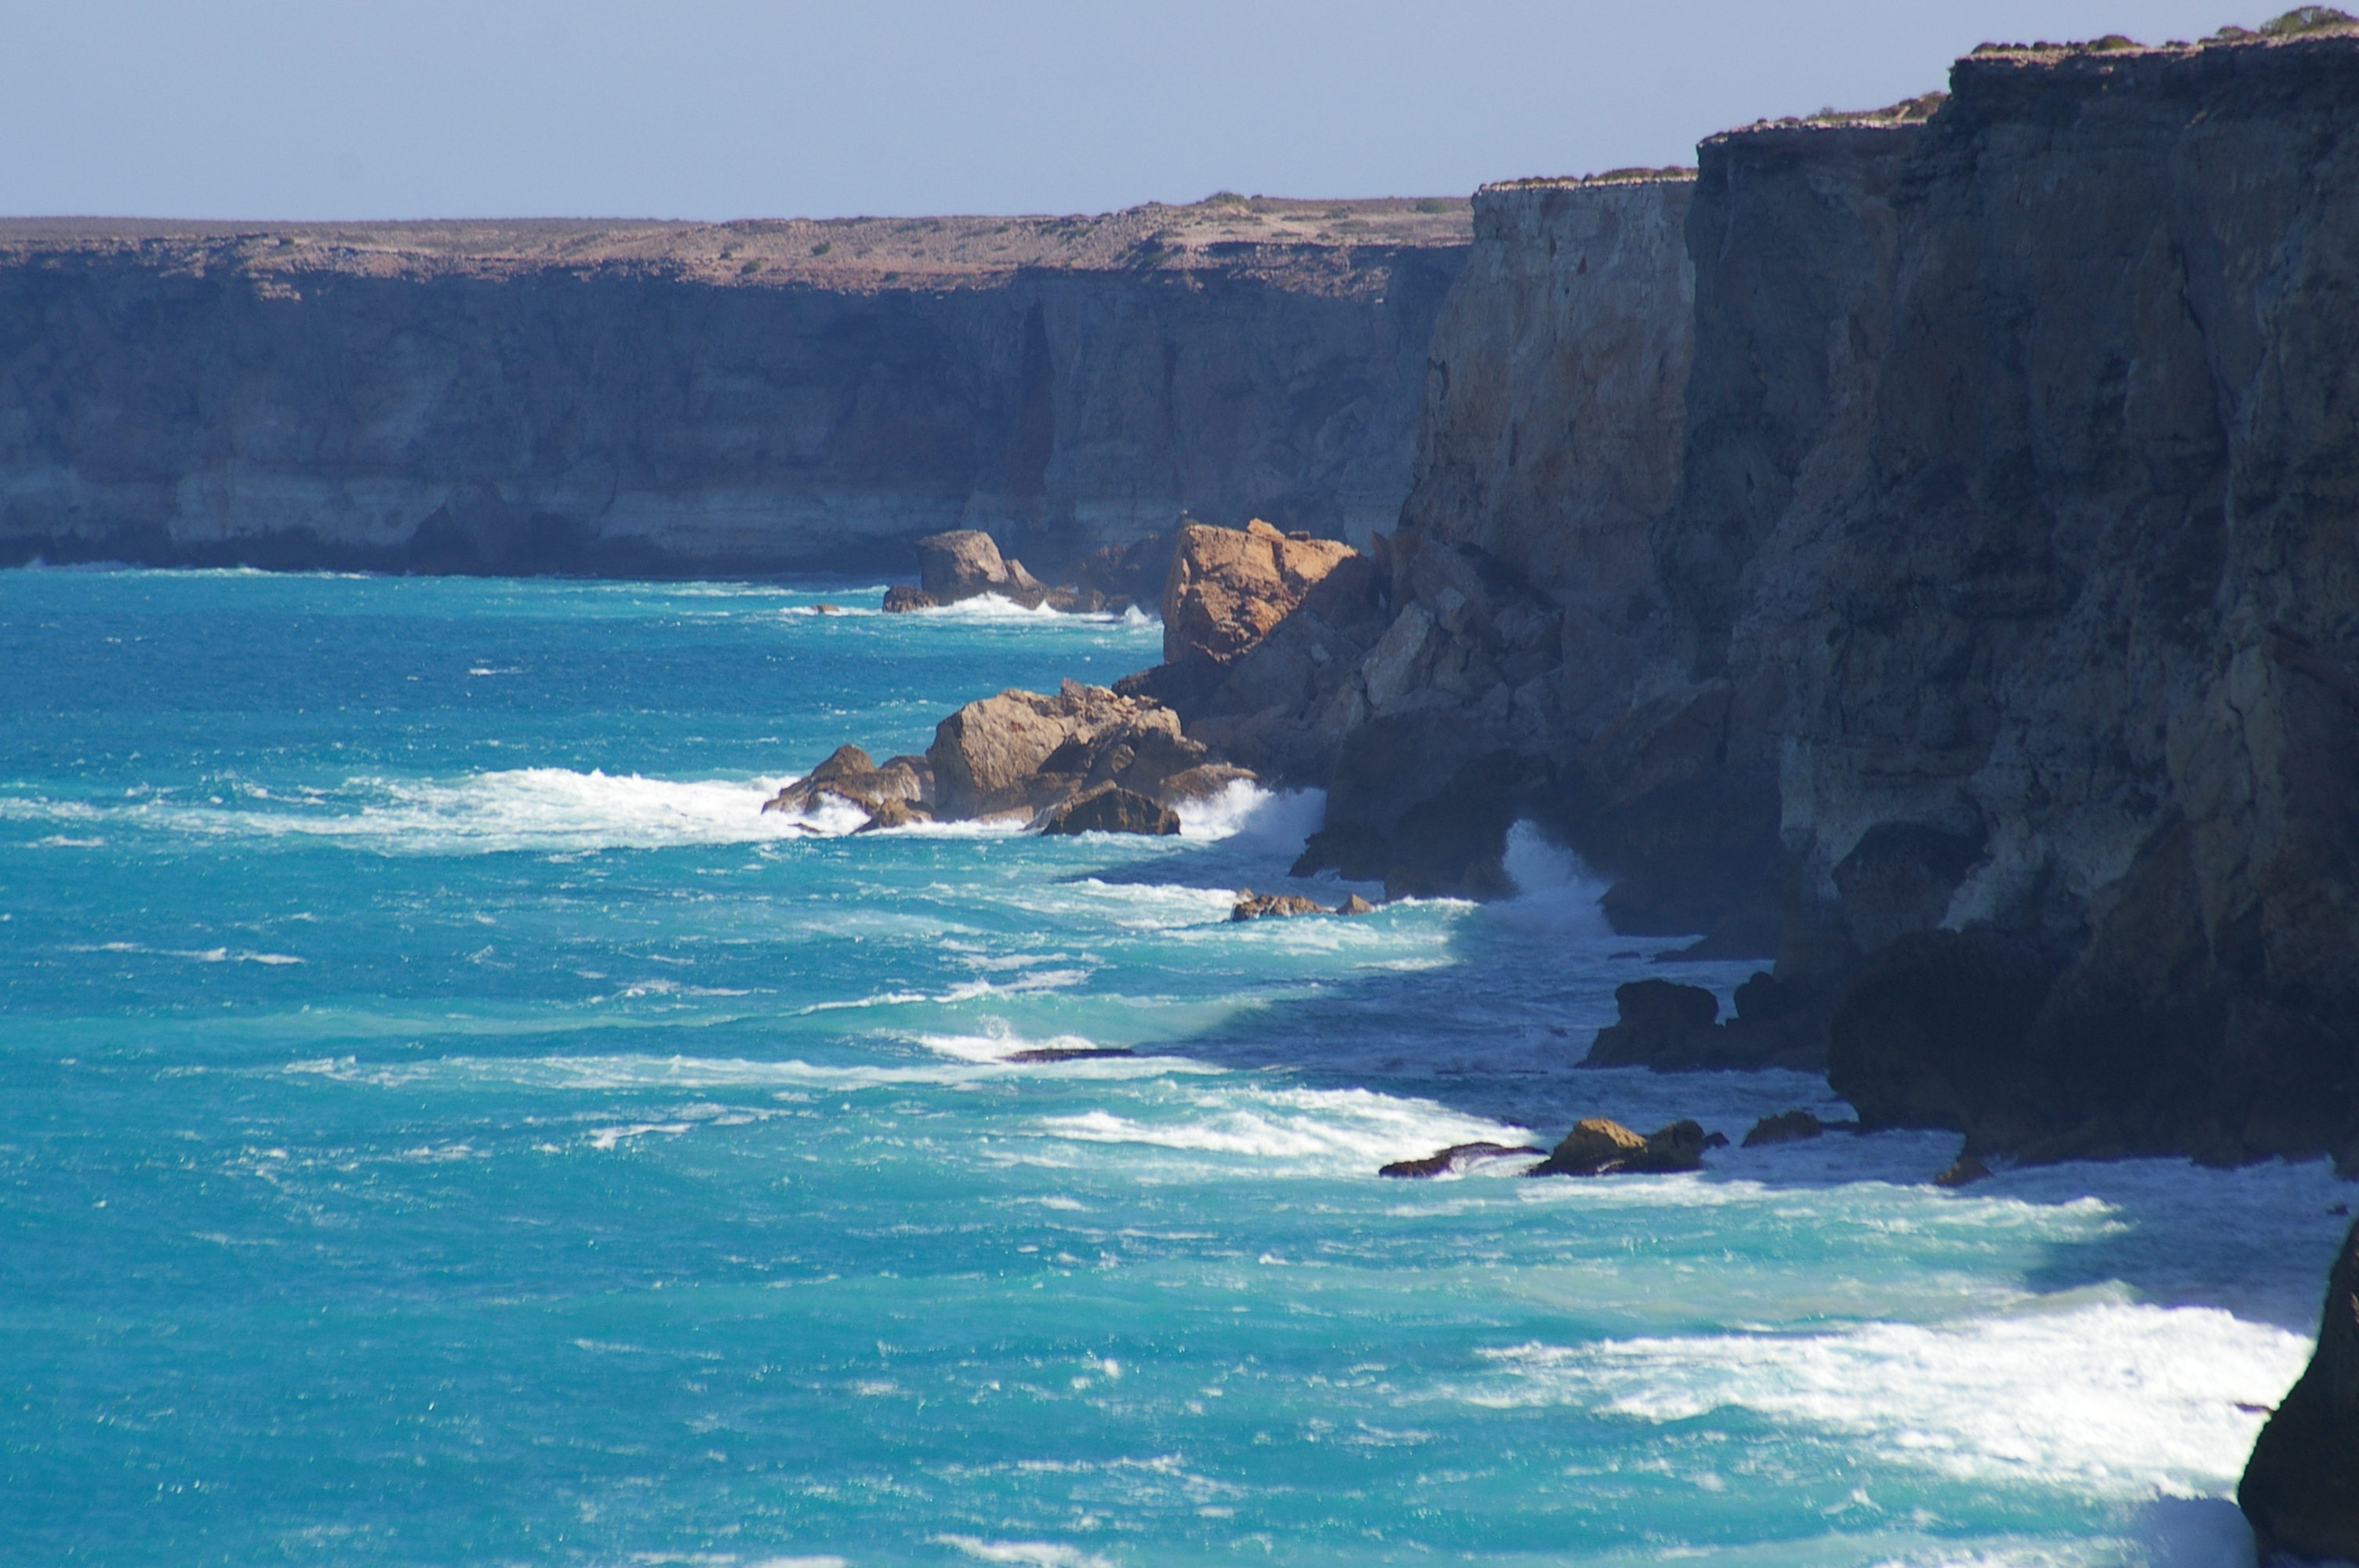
[0,197,1469,580]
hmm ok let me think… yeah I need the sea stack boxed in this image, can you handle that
[2241,1216,2359,1556]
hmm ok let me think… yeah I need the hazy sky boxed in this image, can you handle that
[2,1,2266,221]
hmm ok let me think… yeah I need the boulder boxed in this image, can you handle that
[1336,894,1378,915]
[1161,519,1360,665]
[1528,1117,1648,1175]
[928,680,1249,821]
[1038,784,1180,837]
[1231,890,1327,921]
[1638,1119,1710,1172]
[881,585,939,612]
[1743,1109,1826,1147]
[762,745,933,822]
[917,529,1045,606]
[2241,1215,2359,1559]
[1377,1141,1547,1178]
[1583,980,1721,1069]
[852,798,927,832]
[1528,1116,1714,1176]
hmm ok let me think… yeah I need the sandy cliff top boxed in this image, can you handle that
[0,194,1472,296]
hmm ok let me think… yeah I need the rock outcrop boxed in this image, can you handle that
[0,200,1467,575]
[1376,1141,1547,1178]
[2241,1214,2359,1557]
[1038,785,1180,837]
[887,528,1158,614]
[1526,1116,1711,1176]
[761,745,934,828]
[926,679,1245,824]
[1230,891,1328,921]
[1160,520,1362,665]
[912,530,1047,606]
[1227,889,1380,920]
[772,681,1243,835]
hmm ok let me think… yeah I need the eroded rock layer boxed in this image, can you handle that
[1289,33,2359,1163]
[0,203,1467,575]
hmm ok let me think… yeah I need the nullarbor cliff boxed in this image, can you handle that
[0,198,1467,576]
[1136,21,2359,1172]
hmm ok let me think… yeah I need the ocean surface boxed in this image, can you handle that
[1,568,2346,1568]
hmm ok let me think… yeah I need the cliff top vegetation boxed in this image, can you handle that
[1968,5,2357,54]
[1482,166,1698,193]
[0,194,1471,297]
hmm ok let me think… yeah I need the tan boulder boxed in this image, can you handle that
[1230,890,1328,921]
[762,745,932,822]
[1162,519,1361,665]
[1529,1118,1648,1174]
[1038,784,1180,837]
[928,679,1243,820]
[1527,1117,1714,1177]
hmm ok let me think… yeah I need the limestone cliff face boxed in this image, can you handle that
[1390,176,1695,742]
[0,205,1466,575]
[1139,176,1700,896]
[1796,38,2359,1163]
[1301,33,2359,1163]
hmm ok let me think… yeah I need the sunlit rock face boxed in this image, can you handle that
[0,202,1469,576]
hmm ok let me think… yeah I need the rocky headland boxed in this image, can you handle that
[1085,22,2359,1182]
[0,198,1467,576]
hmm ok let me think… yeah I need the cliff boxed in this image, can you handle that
[1289,30,2359,1164]
[0,198,1467,575]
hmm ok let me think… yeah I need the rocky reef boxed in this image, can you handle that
[0,200,1466,576]
[1172,27,2359,1168]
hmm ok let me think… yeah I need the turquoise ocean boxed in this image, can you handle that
[1,568,2345,1566]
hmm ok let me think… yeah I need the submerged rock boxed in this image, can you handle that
[1230,890,1327,921]
[1743,1109,1826,1147]
[1005,1045,1138,1063]
[1378,1141,1547,1178]
[1933,1152,1991,1189]
[2241,1214,2359,1559]
[1038,784,1180,837]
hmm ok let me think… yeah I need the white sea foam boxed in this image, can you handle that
[1038,1083,1522,1171]
[68,942,305,965]
[1466,1299,2308,1499]
[278,1049,1205,1094]
[932,1536,1115,1568]
[1492,819,1615,937]
[10,769,819,855]
[1174,780,1325,845]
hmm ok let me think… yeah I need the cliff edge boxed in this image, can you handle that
[0,198,1468,576]
[1279,27,2359,1167]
